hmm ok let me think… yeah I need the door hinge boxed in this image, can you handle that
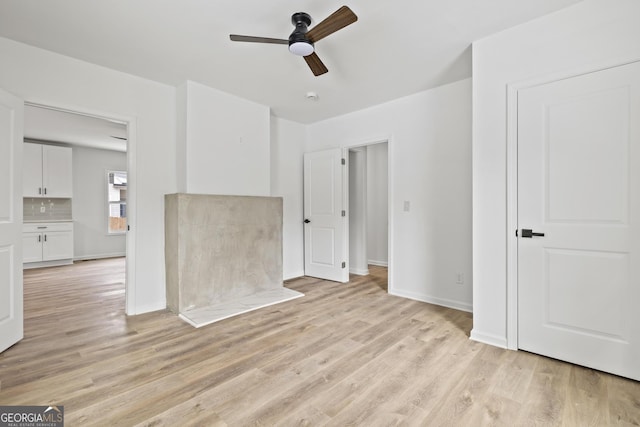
[342,262,346,268]
[342,210,346,217]
[341,158,346,165]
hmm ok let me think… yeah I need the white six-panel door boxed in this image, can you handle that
[303,148,348,283]
[0,89,24,353]
[518,61,640,380]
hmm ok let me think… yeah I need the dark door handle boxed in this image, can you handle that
[521,228,545,238]
[304,219,311,224]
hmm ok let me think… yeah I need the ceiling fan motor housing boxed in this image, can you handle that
[288,12,314,55]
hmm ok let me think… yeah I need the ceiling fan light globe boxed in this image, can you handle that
[289,42,314,56]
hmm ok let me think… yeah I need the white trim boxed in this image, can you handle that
[368,260,388,267]
[342,148,350,283]
[125,118,137,315]
[505,56,640,350]
[506,82,520,351]
[23,100,137,315]
[390,288,472,313]
[470,329,508,349]
[347,148,369,278]
[387,137,394,295]
[23,259,73,269]
[283,271,305,281]
[132,301,165,315]
[74,253,126,261]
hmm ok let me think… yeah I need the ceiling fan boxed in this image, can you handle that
[229,6,358,76]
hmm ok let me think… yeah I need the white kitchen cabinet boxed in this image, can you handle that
[22,232,43,263]
[23,222,74,268]
[23,142,73,198]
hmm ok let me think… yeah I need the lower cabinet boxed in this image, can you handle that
[23,222,74,268]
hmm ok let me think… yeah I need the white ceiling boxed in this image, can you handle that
[0,0,583,124]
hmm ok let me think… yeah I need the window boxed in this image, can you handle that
[107,170,127,234]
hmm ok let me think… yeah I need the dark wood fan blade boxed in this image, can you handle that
[306,6,357,43]
[304,52,329,76]
[229,35,289,45]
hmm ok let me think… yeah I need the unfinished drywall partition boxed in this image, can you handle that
[165,193,302,327]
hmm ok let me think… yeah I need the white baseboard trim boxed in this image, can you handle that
[24,259,73,269]
[74,252,126,261]
[283,271,305,281]
[469,329,508,349]
[368,260,388,267]
[131,301,166,316]
[389,288,472,313]
[349,267,370,276]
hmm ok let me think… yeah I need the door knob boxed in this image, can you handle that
[304,219,311,224]
[520,228,545,238]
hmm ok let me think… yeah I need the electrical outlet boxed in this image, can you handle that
[40,206,46,213]
[456,273,464,285]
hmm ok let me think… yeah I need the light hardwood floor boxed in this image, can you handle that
[1,258,639,426]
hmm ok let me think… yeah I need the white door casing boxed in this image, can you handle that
[348,148,369,276]
[0,89,24,353]
[517,61,640,380]
[304,148,348,283]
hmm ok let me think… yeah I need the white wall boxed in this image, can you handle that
[177,80,270,196]
[176,83,188,193]
[472,0,640,347]
[270,117,305,279]
[307,79,472,311]
[366,143,388,266]
[0,36,176,314]
[72,146,127,260]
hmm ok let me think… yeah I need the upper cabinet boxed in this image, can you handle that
[23,142,73,198]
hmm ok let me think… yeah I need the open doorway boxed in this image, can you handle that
[23,103,131,308]
[348,142,389,286]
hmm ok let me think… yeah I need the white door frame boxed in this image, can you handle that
[343,136,393,293]
[505,57,640,350]
[24,100,138,315]
[348,147,369,276]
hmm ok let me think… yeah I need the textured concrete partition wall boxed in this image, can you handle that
[165,193,283,313]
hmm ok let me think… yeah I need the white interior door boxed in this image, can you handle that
[0,89,24,353]
[304,148,348,282]
[518,61,640,380]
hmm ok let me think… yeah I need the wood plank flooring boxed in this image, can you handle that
[1,258,639,426]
